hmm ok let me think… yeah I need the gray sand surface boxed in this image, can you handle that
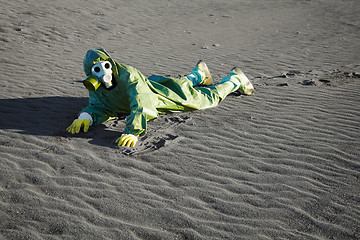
[1,0,359,239]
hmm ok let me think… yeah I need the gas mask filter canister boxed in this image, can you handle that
[83,61,113,91]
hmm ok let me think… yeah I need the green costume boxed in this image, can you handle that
[80,49,240,137]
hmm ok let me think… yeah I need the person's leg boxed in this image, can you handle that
[178,67,254,110]
[149,66,254,112]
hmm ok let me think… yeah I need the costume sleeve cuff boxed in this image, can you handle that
[78,112,93,126]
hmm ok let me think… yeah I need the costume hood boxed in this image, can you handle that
[83,48,118,76]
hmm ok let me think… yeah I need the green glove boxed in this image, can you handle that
[116,134,138,147]
[66,119,92,134]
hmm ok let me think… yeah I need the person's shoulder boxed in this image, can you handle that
[116,63,135,75]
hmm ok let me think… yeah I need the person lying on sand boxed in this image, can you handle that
[66,48,254,147]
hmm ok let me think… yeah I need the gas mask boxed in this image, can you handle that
[83,61,113,91]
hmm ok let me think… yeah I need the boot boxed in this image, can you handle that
[220,67,254,95]
[187,60,213,86]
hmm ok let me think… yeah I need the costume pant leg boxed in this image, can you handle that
[148,75,236,111]
[214,81,237,100]
[186,74,202,86]
[194,80,236,109]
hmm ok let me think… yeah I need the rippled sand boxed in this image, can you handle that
[1,0,359,239]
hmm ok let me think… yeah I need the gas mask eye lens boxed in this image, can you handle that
[94,67,100,73]
[105,62,110,69]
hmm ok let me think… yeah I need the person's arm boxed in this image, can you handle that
[116,68,158,146]
[66,92,112,134]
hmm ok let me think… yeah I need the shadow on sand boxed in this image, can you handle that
[0,96,132,149]
[0,96,89,136]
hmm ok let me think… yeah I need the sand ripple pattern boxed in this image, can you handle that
[1,71,359,239]
[1,0,360,239]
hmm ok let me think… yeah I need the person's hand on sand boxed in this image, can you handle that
[116,134,138,147]
[66,119,92,134]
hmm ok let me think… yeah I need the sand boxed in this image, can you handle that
[1,0,359,239]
